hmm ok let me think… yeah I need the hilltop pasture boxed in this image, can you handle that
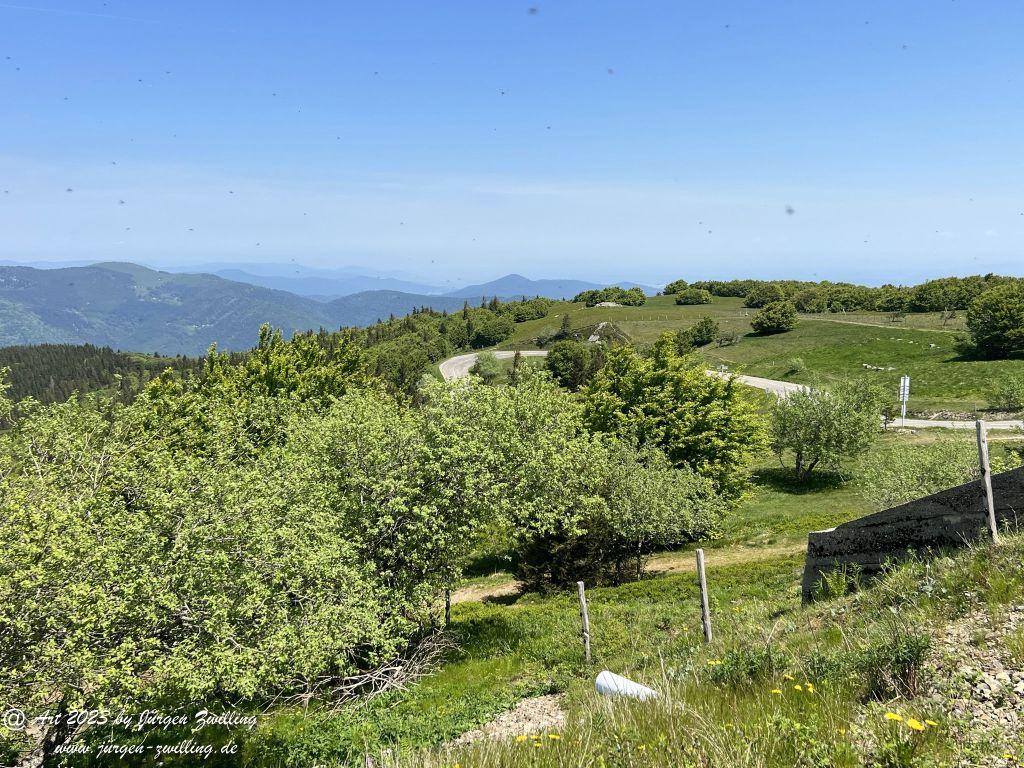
[498,295,1024,415]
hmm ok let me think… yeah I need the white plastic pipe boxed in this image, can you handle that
[595,670,658,701]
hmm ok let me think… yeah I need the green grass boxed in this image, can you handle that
[497,296,1024,415]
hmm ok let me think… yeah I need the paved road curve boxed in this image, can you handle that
[439,350,1023,431]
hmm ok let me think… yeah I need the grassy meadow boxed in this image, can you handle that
[497,295,1024,415]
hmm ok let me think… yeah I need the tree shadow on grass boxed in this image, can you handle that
[751,466,848,495]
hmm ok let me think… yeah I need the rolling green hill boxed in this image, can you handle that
[0,263,468,355]
[498,295,1024,415]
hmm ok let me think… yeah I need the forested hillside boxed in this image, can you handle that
[0,344,201,404]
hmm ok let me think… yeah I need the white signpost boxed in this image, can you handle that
[899,375,910,426]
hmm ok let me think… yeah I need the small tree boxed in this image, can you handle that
[469,351,502,384]
[546,340,602,390]
[966,282,1024,358]
[769,380,885,480]
[751,301,798,335]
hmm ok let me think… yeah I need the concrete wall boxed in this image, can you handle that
[802,466,1024,601]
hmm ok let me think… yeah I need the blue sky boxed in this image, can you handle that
[1,0,1022,286]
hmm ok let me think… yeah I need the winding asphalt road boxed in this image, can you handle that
[439,351,1023,431]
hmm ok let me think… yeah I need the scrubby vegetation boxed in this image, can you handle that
[572,286,647,307]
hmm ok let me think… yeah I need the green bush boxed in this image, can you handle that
[545,340,603,390]
[662,278,688,295]
[706,643,790,688]
[676,316,720,351]
[582,334,766,501]
[750,301,798,335]
[859,622,931,700]
[990,374,1024,412]
[674,288,713,305]
[743,283,787,308]
[470,350,502,384]
[966,281,1024,358]
[573,286,647,307]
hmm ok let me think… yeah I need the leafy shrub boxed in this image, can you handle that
[662,278,688,295]
[966,281,1024,358]
[582,334,766,501]
[676,316,719,351]
[545,340,603,390]
[743,283,787,308]
[469,313,515,348]
[706,643,789,688]
[469,350,502,383]
[990,374,1024,412]
[674,288,713,305]
[858,437,979,509]
[750,301,798,334]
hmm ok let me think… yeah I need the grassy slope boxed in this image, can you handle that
[499,296,1024,414]
[239,432,1024,765]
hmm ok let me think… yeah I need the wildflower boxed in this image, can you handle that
[770,688,782,695]
[783,674,795,681]
[906,719,925,732]
[793,684,803,691]
[515,735,527,743]
[1002,754,1013,760]
[707,659,723,666]
[548,734,560,740]
[805,683,815,693]
[884,712,902,722]
[533,741,542,748]
[925,719,939,727]
[838,728,847,736]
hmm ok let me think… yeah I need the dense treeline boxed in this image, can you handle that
[663,275,1021,313]
[0,344,204,405]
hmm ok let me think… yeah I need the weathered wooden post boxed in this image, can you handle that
[696,548,712,643]
[577,581,591,663]
[364,753,376,768]
[444,589,451,627]
[975,420,999,544]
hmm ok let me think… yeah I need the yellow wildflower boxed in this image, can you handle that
[783,674,795,681]
[548,734,560,740]
[805,683,815,693]
[515,735,527,743]
[770,688,782,695]
[793,684,803,691]
[925,719,939,727]
[884,712,902,722]
[707,659,723,666]
[906,719,925,732]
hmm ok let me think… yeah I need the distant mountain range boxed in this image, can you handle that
[0,261,647,355]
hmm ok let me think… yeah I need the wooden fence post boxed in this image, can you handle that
[976,420,1000,544]
[577,581,591,663]
[696,548,712,643]
[444,589,451,627]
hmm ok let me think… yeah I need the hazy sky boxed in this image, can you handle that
[1,1,1022,286]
